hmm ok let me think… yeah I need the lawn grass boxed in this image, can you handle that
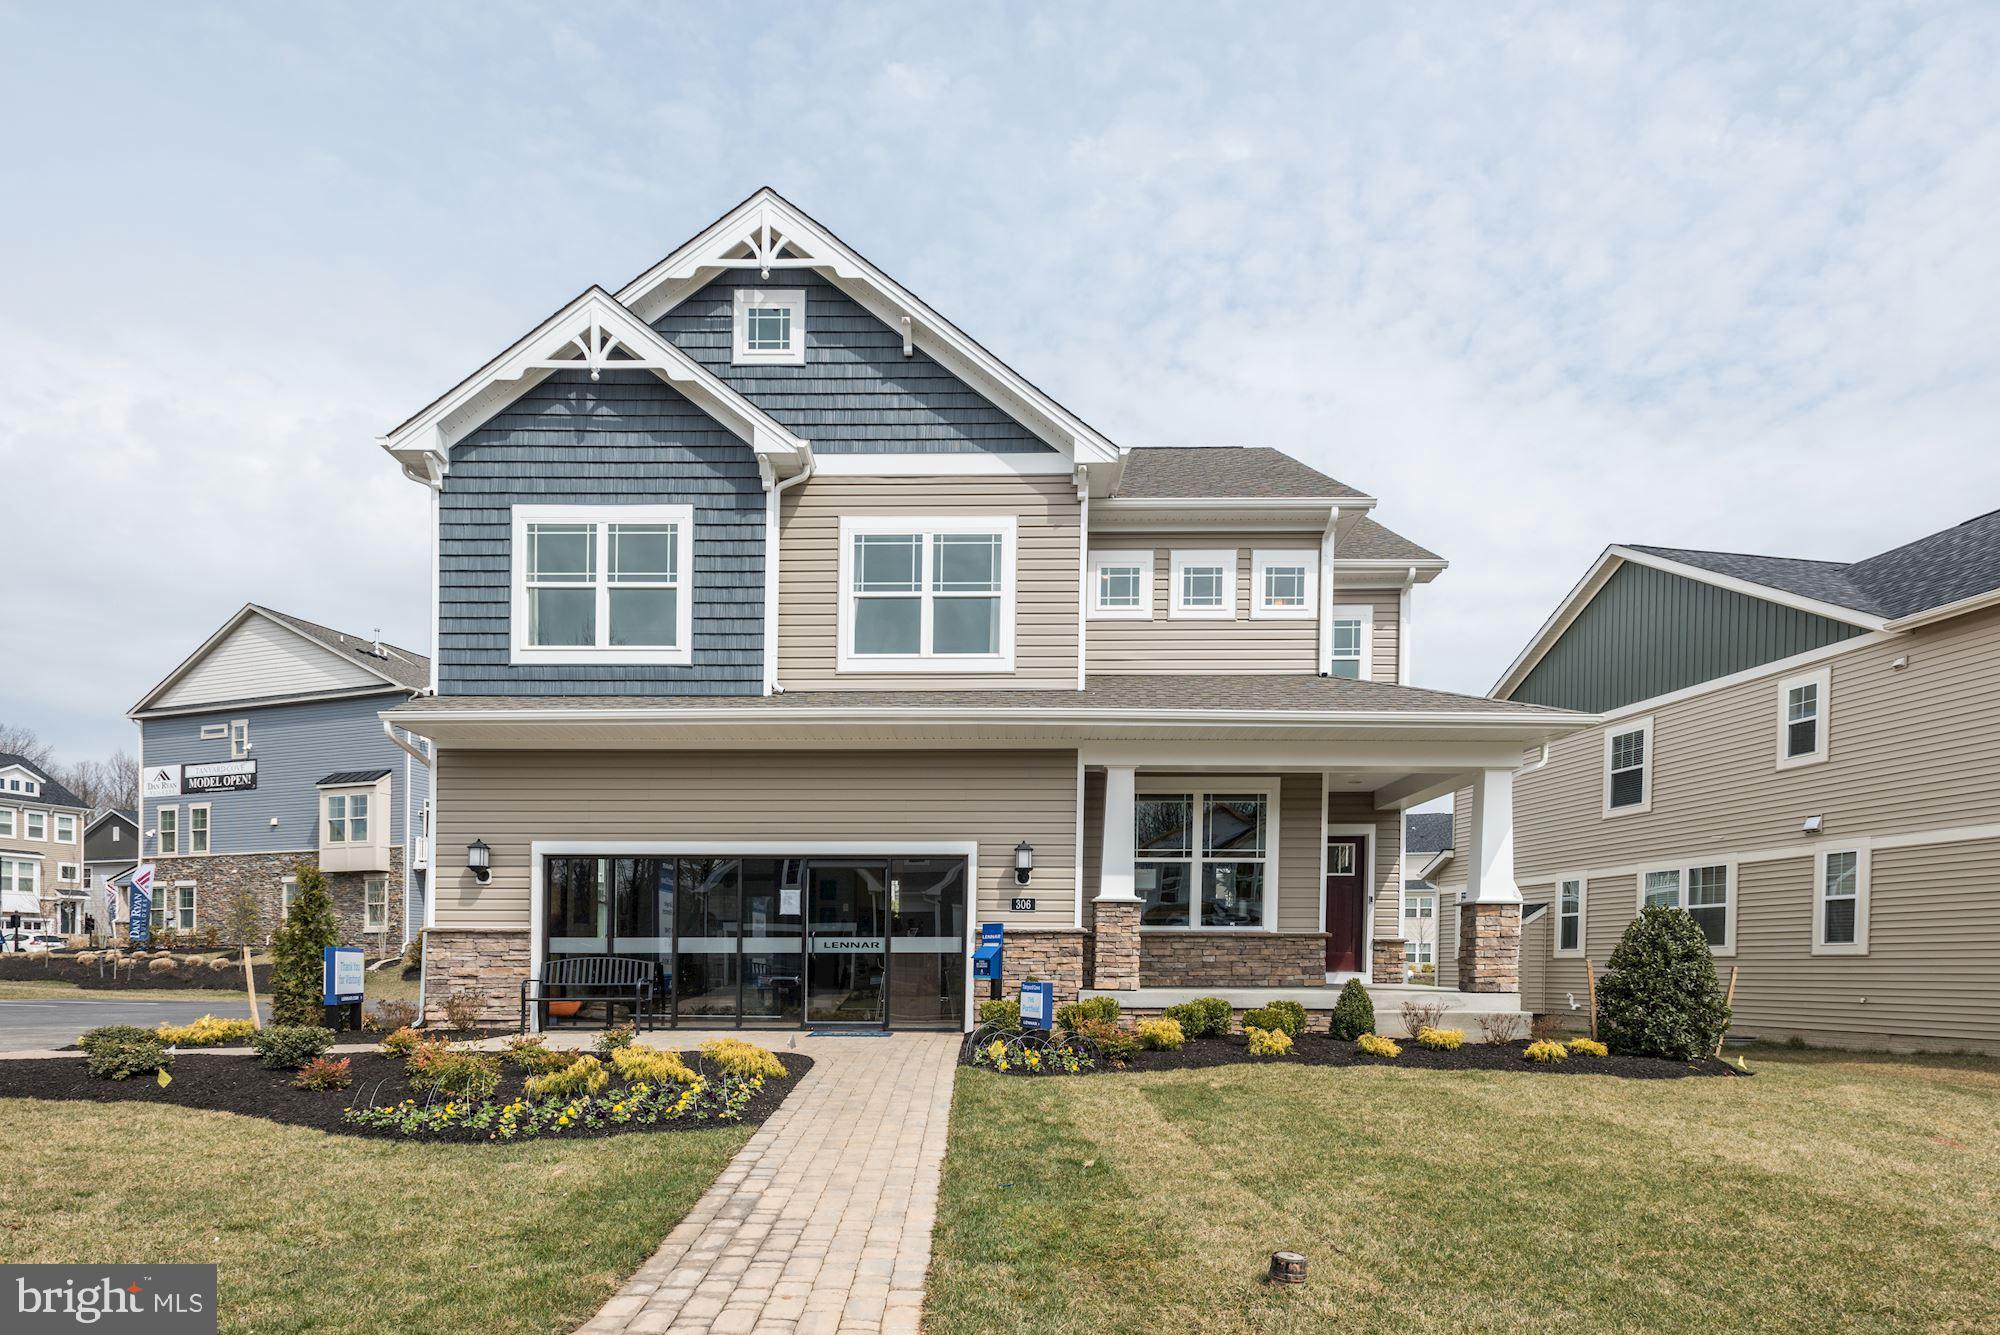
[929,1046,2000,1333]
[0,1098,747,1333]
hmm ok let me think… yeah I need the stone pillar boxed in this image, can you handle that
[1459,766,1522,994]
[1456,903,1521,993]
[1092,764,1142,989]
[1370,937,1406,985]
[1092,901,1141,990]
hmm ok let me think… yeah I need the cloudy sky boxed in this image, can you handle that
[3,2,1998,763]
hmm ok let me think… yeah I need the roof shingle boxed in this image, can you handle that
[1113,448,1366,500]
[0,752,87,811]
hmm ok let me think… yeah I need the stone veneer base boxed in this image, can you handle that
[1456,902,1522,994]
[996,928,1087,1005]
[1090,901,1141,990]
[144,849,407,948]
[1371,938,1406,985]
[1139,930,1330,989]
[422,928,532,1026]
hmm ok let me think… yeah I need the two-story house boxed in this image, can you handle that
[127,604,433,949]
[378,188,1590,1031]
[81,807,138,940]
[0,753,89,943]
[1479,511,2000,1053]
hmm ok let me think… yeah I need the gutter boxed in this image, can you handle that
[763,452,816,694]
[383,704,1600,731]
[1882,584,2000,632]
[382,718,433,767]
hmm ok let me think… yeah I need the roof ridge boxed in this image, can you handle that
[1627,543,1854,570]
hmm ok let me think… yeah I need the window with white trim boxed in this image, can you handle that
[1776,666,1829,768]
[1170,549,1237,619]
[200,724,228,740]
[1087,550,1154,619]
[1328,604,1374,679]
[1604,717,1653,814]
[731,288,806,365]
[58,862,79,883]
[189,805,210,855]
[1556,876,1585,955]
[838,516,1016,670]
[510,505,694,665]
[1815,848,1868,954]
[1134,786,1274,929]
[174,882,197,932]
[0,807,14,839]
[1640,860,1732,951]
[364,876,389,932]
[230,719,251,759]
[155,806,178,856]
[24,810,46,841]
[0,858,38,902]
[53,813,76,843]
[323,791,370,845]
[1252,550,1318,619]
[1402,891,1436,976]
[280,875,298,922]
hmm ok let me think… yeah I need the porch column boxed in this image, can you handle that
[1092,764,1141,990]
[1457,767,1522,994]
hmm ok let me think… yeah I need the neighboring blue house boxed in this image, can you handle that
[126,604,432,949]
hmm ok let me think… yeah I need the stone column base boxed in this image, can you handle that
[1371,938,1406,985]
[1456,902,1521,994]
[1139,931,1329,988]
[1090,900,1141,990]
[422,928,532,1026]
[998,929,1086,1003]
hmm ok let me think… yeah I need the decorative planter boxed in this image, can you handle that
[546,1000,583,1018]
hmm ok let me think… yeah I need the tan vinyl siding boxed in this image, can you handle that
[1349,587,1403,684]
[777,473,1080,689]
[434,748,1078,930]
[1086,533,1317,674]
[1324,791,1403,940]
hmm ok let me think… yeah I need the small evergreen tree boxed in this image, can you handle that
[1328,978,1376,1040]
[1598,906,1732,1060]
[224,888,262,947]
[270,862,339,1026]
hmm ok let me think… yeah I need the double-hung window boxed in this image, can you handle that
[1604,717,1653,815]
[189,805,210,855]
[280,875,298,922]
[174,882,196,932]
[838,516,1016,670]
[0,858,38,907]
[325,792,369,844]
[1252,550,1318,620]
[1776,667,1830,768]
[1328,604,1374,678]
[24,810,46,841]
[1814,848,1868,954]
[230,719,251,759]
[1133,785,1275,929]
[1555,876,1585,955]
[1402,892,1436,976]
[0,808,14,839]
[731,288,806,365]
[364,876,389,932]
[1087,550,1154,619]
[1169,549,1236,619]
[53,813,76,843]
[155,807,178,856]
[511,505,694,665]
[1639,859,1733,951]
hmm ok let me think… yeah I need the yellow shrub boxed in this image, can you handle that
[700,1038,786,1080]
[1565,1037,1608,1057]
[1136,1018,1185,1051]
[1244,1025,1293,1056]
[1414,1026,1464,1051]
[1524,1039,1570,1063]
[154,1015,257,1048]
[525,1053,608,1101]
[610,1043,698,1086]
[1356,1032,1402,1058]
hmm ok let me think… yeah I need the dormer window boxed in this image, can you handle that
[732,288,806,365]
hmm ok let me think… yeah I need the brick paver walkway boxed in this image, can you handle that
[577,1031,960,1335]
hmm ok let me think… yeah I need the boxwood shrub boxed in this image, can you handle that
[1598,906,1732,1060]
[1328,979,1375,1040]
[80,1027,172,1081]
[249,1024,337,1070]
[1054,996,1120,1031]
[1162,997,1231,1038]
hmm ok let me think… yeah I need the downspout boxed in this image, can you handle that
[764,453,816,694]
[1075,466,1090,690]
[382,717,431,769]
[1316,510,1338,675]
[1398,566,1416,685]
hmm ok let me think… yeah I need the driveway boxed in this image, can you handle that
[0,997,266,1052]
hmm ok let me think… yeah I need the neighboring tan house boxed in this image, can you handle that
[0,753,89,943]
[126,605,434,950]
[375,187,1590,1031]
[1470,510,2000,1053]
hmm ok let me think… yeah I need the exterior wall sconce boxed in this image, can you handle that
[467,839,492,884]
[1014,841,1034,886]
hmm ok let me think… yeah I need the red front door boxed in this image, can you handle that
[1325,836,1366,973]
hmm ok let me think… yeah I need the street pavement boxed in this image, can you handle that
[0,996,266,1052]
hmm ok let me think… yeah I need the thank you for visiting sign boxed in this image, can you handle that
[1020,979,1053,1031]
[322,946,364,1005]
[128,865,154,946]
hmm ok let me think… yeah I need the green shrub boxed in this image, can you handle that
[268,863,338,1026]
[1136,1017,1185,1051]
[1068,1017,1139,1062]
[1245,1026,1293,1056]
[1413,1026,1464,1051]
[525,1053,609,1101]
[407,1045,502,1100]
[1598,907,1732,1060]
[78,1025,155,1052]
[380,1026,423,1059]
[594,1024,636,1054]
[1356,1032,1401,1059]
[249,1025,336,1070]
[81,1029,172,1081]
[1162,996,1231,1038]
[1054,996,1120,1031]
[292,1056,353,1090]
[1242,1002,1306,1038]
[977,999,1021,1032]
[1328,978,1375,1040]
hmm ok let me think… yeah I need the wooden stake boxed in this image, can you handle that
[1715,965,1739,1059]
[242,946,263,1029]
[1585,958,1598,1040]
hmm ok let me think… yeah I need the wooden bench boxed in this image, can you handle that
[520,955,659,1032]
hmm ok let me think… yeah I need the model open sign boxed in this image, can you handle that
[183,759,257,793]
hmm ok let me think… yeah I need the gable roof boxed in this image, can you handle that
[1112,447,1366,500]
[1621,546,1885,616]
[130,604,431,716]
[85,808,138,835]
[1340,516,1444,565]
[0,753,86,810]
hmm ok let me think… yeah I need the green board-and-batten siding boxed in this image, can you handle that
[1509,561,1869,713]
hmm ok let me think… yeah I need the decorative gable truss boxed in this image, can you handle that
[379,286,809,486]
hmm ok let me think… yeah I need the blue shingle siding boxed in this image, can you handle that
[652,269,1057,454]
[140,694,415,856]
[438,369,765,696]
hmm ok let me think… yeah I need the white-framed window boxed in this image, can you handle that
[1087,549,1155,620]
[84,866,94,889]
[510,504,695,666]
[1603,716,1654,816]
[174,882,197,932]
[24,810,46,841]
[1133,783,1277,930]
[836,515,1017,672]
[280,875,298,921]
[0,858,39,901]
[1169,549,1237,619]
[230,719,251,759]
[1638,858,1734,953]
[111,824,122,844]
[1328,603,1375,679]
[57,862,79,883]
[1252,550,1318,620]
[0,807,15,838]
[200,724,228,740]
[1401,889,1437,977]
[323,790,371,845]
[1776,666,1830,769]
[364,876,389,932]
[1328,842,1356,876]
[1555,876,1585,955]
[731,288,807,365]
[53,813,76,843]
[1814,847,1869,955]
[3,774,39,796]
[155,806,178,856]
[188,805,210,855]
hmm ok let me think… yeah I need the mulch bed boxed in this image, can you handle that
[0,1050,815,1140]
[0,953,272,992]
[964,1032,1743,1079]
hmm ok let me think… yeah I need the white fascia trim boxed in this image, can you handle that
[384,706,1598,736]
[1774,664,1832,771]
[613,189,1118,465]
[1169,548,1238,620]
[1251,549,1319,621]
[509,503,696,667]
[835,514,1018,674]
[1601,715,1654,818]
[135,685,408,722]
[810,451,1074,476]
[128,604,406,717]
[1086,548,1155,621]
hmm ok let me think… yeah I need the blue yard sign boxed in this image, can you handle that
[972,922,1004,981]
[322,946,365,1006]
[127,864,155,947]
[1020,979,1054,1031]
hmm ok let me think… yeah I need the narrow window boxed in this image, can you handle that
[1135,794,1194,927]
[1686,864,1729,947]
[175,883,197,931]
[156,807,178,856]
[1329,618,1364,678]
[1606,723,1650,811]
[230,719,251,759]
[189,806,210,855]
[0,808,13,838]
[1820,851,1859,947]
[1557,877,1584,954]
[325,794,347,843]
[526,522,597,648]
[1785,683,1818,757]
[280,875,298,921]
[930,532,1003,655]
[364,876,389,932]
[349,794,370,843]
